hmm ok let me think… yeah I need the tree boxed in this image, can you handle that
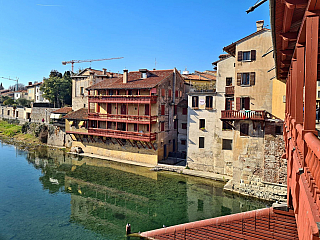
[41,70,72,108]
[16,98,31,107]
[8,83,25,91]
[0,83,4,90]
[3,98,14,105]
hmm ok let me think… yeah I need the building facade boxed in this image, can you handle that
[66,69,186,165]
[71,68,121,111]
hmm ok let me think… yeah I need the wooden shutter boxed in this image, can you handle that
[236,97,241,110]
[250,72,255,86]
[237,73,242,86]
[161,105,165,115]
[161,89,165,97]
[237,51,243,61]
[251,50,256,61]
[245,97,250,110]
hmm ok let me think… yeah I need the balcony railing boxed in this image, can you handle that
[87,128,157,142]
[225,86,234,95]
[88,95,158,104]
[88,113,157,123]
[221,110,265,120]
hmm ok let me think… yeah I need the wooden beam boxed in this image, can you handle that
[144,142,152,149]
[133,140,140,149]
[281,60,291,65]
[150,142,156,151]
[280,32,298,41]
[139,141,146,149]
[281,49,294,55]
[115,138,123,146]
[280,67,290,72]
[109,138,116,145]
[284,0,308,8]
[128,139,134,147]
[282,2,295,33]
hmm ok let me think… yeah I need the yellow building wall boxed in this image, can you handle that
[72,140,158,165]
[272,79,286,120]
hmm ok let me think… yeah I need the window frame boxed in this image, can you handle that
[199,137,204,148]
[241,73,250,86]
[222,139,233,150]
[240,123,249,136]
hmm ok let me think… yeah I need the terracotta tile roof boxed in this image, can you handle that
[87,69,174,90]
[212,54,233,65]
[140,207,298,240]
[26,82,42,88]
[64,108,88,120]
[183,72,216,81]
[223,28,271,56]
[52,107,72,114]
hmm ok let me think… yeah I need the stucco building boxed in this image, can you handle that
[71,68,121,111]
[66,68,186,165]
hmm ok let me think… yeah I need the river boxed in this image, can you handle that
[0,142,269,240]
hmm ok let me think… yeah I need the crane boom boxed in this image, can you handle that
[62,57,124,72]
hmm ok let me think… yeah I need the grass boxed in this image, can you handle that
[0,120,39,143]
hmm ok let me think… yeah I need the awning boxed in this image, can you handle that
[50,113,62,119]
[79,121,84,127]
[69,121,74,125]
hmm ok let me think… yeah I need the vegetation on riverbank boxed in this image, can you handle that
[0,120,41,144]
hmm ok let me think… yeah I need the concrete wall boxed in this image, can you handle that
[31,107,59,123]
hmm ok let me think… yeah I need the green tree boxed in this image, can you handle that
[16,98,31,107]
[3,98,14,105]
[41,70,72,108]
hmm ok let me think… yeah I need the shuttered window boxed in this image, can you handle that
[237,50,256,61]
[192,96,199,108]
[161,122,165,131]
[237,72,255,86]
[240,123,249,136]
[161,89,165,97]
[199,137,204,148]
[161,105,165,115]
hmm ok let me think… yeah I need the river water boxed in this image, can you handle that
[0,142,269,240]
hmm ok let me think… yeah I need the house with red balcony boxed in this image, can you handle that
[65,68,186,165]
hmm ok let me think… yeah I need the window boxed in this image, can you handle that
[237,50,256,61]
[161,122,165,131]
[318,81,320,87]
[225,98,234,110]
[134,123,137,132]
[7,110,10,116]
[174,105,177,115]
[161,89,165,97]
[276,125,282,135]
[181,140,186,145]
[283,95,286,103]
[197,199,204,212]
[206,96,213,109]
[182,107,187,115]
[175,90,178,98]
[80,87,84,95]
[318,91,320,98]
[222,139,232,150]
[240,97,250,110]
[199,137,204,148]
[128,90,132,95]
[109,90,114,95]
[192,96,199,108]
[174,119,177,129]
[182,123,187,129]
[161,105,165,115]
[240,123,249,136]
[199,119,205,129]
[168,89,172,98]
[237,72,255,86]
[16,111,18,118]
[226,77,232,86]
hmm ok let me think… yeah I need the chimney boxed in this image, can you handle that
[28,82,32,86]
[102,68,107,75]
[123,69,128,83]
[256,20,264,31]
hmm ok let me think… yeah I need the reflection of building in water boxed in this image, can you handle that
[186,178,269,222]
[65,174,188,235]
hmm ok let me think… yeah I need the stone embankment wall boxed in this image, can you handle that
[47,126,72,148]
[224,131,287,202]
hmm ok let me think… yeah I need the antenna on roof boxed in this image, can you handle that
[155,58,157,70]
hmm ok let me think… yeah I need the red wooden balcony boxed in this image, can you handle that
[87,127,157,142]
[225,86,234,95]
[88,95,157,104]
[221,110,265,120]
[88,113,157,124]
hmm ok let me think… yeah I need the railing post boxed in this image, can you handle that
[304,15,319,131]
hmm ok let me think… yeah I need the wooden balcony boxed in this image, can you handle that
[225,86,234,95]
[88,95,158,104]
[88,113,157,124]
[221,110,265,120]
[87,128,157,142]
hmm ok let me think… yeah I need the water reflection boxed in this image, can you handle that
[23,146,269,239]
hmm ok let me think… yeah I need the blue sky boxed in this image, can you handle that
[0,0,270,88]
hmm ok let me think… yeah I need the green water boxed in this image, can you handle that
[0,142,269,240]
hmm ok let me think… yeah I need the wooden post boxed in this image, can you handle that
[304,16,319,130]
[296,45,305,124]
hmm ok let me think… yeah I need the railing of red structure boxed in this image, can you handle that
[88,95,158,104]
[225,86,234,95]
[88,113,157,123]
[87,127,157,142]
[221,110,265,120]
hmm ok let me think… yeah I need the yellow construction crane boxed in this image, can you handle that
[62,57,124,72]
